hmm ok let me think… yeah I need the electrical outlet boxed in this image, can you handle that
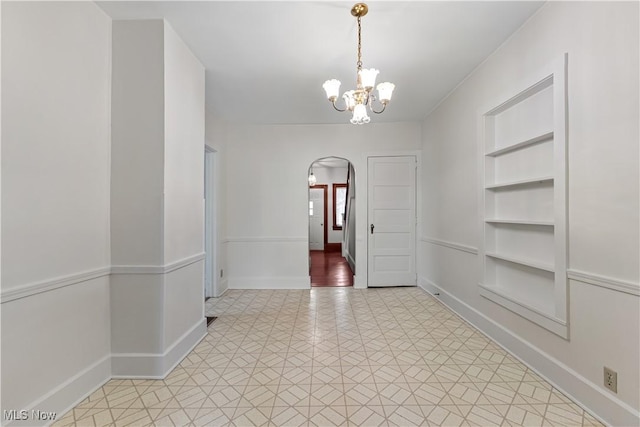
[604,367,617,393]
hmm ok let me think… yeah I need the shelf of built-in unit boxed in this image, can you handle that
[485,131,554,157]
[478,283,559,324]
[485,252,554,272]
[485,219,554,226]
[485,176,554,190]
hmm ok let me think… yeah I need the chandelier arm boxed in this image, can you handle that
[370,101,387,114]
[331,99,348,113]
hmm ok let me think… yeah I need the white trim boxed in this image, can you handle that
[345,251,356,271]
[112,319,206,378]
[0,267,111,304]
[421,236,479,255]
[478,284,568,338]
[109,264,164,275]
[111,253,205,275]
[217,278,229,297]
[215,283,229,297]
[418,276,639,427]
[568,269,640,297]
[204,147,217,298]
[164,253,205,274]
[224,236,307,243]
[4,356,111,427]
[228,276,311,290]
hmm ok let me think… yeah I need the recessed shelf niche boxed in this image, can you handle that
[478,54,568,338]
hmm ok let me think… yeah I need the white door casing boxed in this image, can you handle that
[309,187,325,251]
[204,147,217,297]
[367,156,417,287]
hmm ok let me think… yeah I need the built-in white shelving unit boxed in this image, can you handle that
[478,55,568,338]
[485,176,554,190]
[485,219,555,226]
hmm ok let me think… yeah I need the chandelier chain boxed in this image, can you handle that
[356,16,362,71]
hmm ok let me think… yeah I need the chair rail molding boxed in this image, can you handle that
[421,236,479,255]
[223,236,307,243]
[110,252,205,275]
[567,269,640,297]
[0,267,112,304]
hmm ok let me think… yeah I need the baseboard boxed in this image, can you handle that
[162,319,207,376]
[111,319,206,378]
[353,275,366,289]
[216,279,229,297]
[324,243,342,252]
[418,276,639,427]
[228,276,311,290]
[4,355,111,426]
[345,251,356,275]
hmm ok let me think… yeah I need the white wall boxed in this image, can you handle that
[110,19,206,378]
[163,22,205,265]
[1,1,112,421]
[162,21,205,348]
[110,20,164,267]
[110,19,166,360]
[420,2,639,425]
[224,122,421,289]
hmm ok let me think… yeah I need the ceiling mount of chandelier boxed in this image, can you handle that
[322,3,395,125]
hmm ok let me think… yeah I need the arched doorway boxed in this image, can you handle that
[308,157,355,287]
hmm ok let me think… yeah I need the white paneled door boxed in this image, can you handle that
[367,156,417,287]
[309,187,325,251]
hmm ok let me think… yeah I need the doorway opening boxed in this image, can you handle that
[308,157,356,287]
[204,146,218,299]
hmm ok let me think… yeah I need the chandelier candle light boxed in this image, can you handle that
[322,3,395,125]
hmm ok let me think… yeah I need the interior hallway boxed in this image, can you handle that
[310,250,354,287]
[56,288,602,426]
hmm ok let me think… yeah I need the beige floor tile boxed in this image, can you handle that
[231,406,272,427]
[280,365,313,385]
[240,385,278,408]
[388,405,431,426]
[270,405,309,427]
[55,288,603,427]
[376,381,418,406]
[346,405,387,427]
[308,405,348,427]
[342,364,376,384]
[344,382,383,406]
[309,382,346,406]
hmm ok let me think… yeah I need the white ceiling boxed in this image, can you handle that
[97,1,544,125]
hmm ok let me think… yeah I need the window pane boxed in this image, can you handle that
[335,187,346,227]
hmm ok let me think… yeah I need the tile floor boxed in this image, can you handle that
[54,288,603,427]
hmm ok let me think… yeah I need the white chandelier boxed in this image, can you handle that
[322,3,395,125]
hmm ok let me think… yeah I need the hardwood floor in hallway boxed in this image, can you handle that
[310,250,354,287]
